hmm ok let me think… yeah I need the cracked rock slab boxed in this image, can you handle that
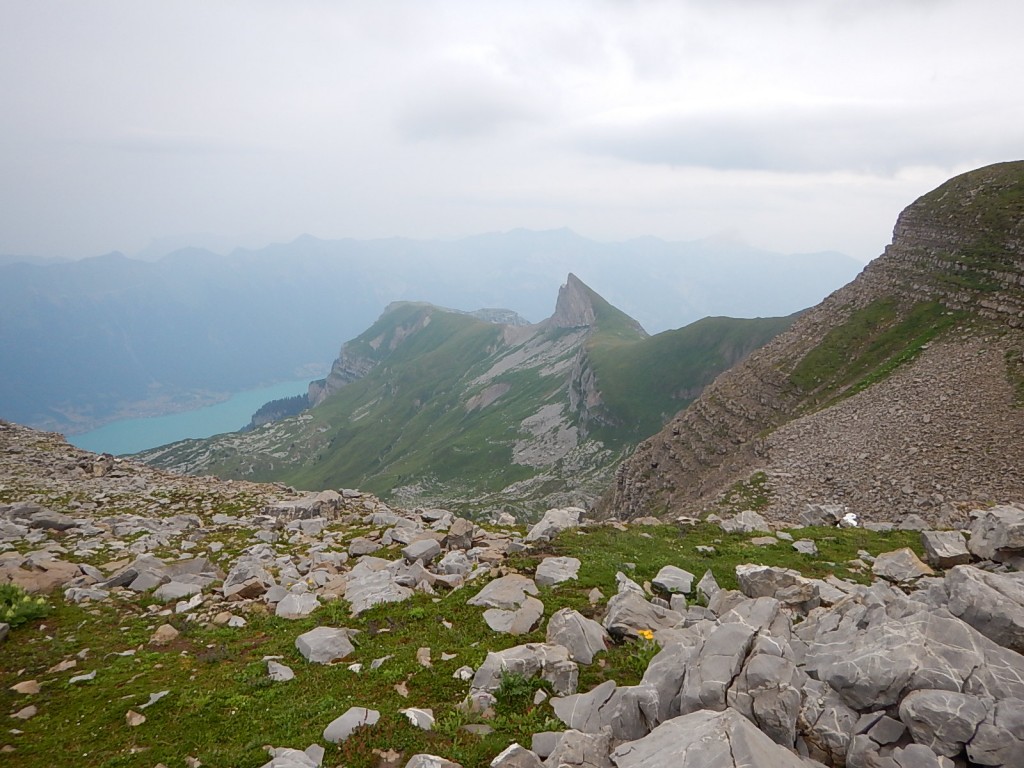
[610,707,809,768]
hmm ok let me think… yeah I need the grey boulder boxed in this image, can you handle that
[872,548,935,584]
[295,627,355,664]
[651,565,694,595]
[468,574,539,610]
[944,565,1024,653]
[921,530,971,568]
[610,707,809,768]
[535,556,581,587]
[546,608,608,664]
[323,706,379,743]
[525,507,583,543]
[968,504,1024,565]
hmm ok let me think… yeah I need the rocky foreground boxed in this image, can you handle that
[2,420,1024,767]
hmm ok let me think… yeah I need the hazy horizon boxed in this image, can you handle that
[3,1,1022,263]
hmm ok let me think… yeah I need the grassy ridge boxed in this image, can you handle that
[789,299,965,410]
[588,315,794,445]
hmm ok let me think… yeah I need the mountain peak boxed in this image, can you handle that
[548,273,597,329]
[546,273,648,338]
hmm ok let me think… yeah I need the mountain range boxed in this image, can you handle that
[0,231,860,434]
[139,275,791,517]
[140,161,1024,526]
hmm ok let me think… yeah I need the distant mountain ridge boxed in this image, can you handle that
[604,161,1024,525]
[0,230,860,434]
[139,275,792,517]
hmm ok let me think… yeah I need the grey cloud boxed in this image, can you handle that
[575,104,1023,175]
[95,131,260,156]
[396,77,542,142]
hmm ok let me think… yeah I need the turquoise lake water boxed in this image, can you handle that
[68,379,312,456]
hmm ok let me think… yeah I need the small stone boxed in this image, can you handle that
[69,670,96,684]
[400,707,435,730]
[125,710,146,727]
[149,624,179,646]
[793,539,819,556]
[323,706,380,743]
[11,680,40,695]
[10,705,36,720]
[417,647,432,667]
[267,661,295,682]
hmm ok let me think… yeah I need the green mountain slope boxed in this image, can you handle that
[140,275,791,517]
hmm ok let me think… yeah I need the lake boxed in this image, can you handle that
[68,379,312,456]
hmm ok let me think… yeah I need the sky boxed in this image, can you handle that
[1,0,1022,263]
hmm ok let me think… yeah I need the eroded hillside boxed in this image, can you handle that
[605,161,1024,525]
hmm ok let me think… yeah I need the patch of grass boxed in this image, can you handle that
[587,315,792,447]
[716,471,772,514]
[790,300,965,410]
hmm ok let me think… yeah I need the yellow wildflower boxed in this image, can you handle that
[637,629,654,641]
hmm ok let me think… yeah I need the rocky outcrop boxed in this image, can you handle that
[605,161,1024,523]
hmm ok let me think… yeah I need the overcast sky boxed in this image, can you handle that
[1,1,1021,262]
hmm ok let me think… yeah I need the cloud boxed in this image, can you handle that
[574,102,1024,175]
[396,78,541,142]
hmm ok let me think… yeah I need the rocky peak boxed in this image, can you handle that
[548,273,599,329]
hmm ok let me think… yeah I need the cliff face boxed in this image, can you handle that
[604,161,1024,524]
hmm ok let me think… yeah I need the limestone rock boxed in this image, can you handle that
[295,627,355,665]
[651,565,694,595]
[542,729,613,768]
[472,643,578,696]
[444,518,475,550]
[872,548,935,584]
[552,680,659,741]
[968,697,1024,766]
[404,756,462,768]
[348,537,381,557]
[525,507,582,543]
[944,565,1024,653]
[344,560,413,615]
[602,589,682,637]
[546,608,609,665]
[610,707,809,767]
[735,564,817,607]
[483,596,545,635]
[799,592,1024,712]
[276,593,320,620]
[921,530,971,568]
[968,504,1024,564]
[489,744,543,768]
[535,556,581,587]
[268,661,295,682]
[898,689,989,758]
[468,574,539,610]
[400,707,435,730]
[403,538,441,565]
[323,706,379,743]
[149,624,179,646]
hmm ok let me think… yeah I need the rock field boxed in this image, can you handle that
[2,420,1024,767]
